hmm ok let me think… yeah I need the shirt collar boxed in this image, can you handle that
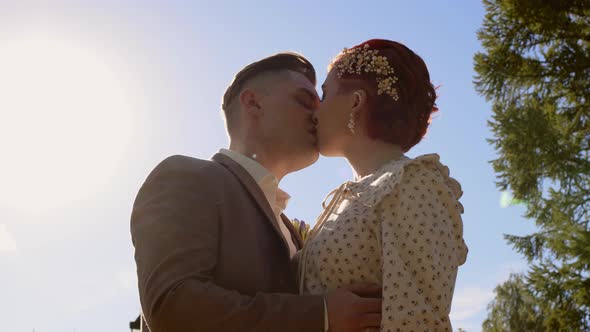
[219,148,270,183]
[219,149,291,212]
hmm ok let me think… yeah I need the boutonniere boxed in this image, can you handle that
[291,218,311,243]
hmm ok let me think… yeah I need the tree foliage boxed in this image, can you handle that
[474,0,590,330]
[482,274,544,332]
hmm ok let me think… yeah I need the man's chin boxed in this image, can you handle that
[309,150,320,164]
[303,149,320,167]
[289,150,319,172]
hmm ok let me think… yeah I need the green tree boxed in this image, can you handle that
[482,273,544,332]
[474,0,590,330]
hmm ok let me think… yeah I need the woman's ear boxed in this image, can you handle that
[239,88,263,117]
[352,89,368,112]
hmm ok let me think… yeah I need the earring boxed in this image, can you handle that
[252,154,257,159]
[348,112,356,134]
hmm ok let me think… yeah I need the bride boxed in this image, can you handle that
[299,39,468,331]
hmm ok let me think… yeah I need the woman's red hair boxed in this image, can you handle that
[331,39,438,152]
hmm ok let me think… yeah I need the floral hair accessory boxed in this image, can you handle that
[334,44,399,101]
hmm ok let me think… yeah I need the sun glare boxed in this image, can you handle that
[0,36,138,212]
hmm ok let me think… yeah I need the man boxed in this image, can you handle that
[131,52,382,331]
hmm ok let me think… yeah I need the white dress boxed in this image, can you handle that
[299,154,468,332]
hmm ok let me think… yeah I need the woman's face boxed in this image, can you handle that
[315,69,355,157]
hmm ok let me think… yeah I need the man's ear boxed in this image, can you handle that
[239,88,263,117]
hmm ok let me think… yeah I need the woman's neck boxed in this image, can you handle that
[344,138,403,180]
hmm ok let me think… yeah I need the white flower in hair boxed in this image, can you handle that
[335,44,399,101]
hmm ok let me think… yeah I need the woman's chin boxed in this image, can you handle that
[316,134,346,157]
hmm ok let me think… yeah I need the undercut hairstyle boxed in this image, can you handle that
[221,52,316,134]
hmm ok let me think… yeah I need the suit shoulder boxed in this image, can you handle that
[157,154,209,169]
[152,154,225,176]
[135,155,218,189]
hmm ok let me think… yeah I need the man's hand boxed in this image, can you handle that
[325,282,382,332]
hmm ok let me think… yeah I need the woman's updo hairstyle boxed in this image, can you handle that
[330,39,438,152]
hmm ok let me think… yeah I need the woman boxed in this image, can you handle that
[299,39,468,331]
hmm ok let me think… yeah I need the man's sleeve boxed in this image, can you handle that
[131,156,325,332]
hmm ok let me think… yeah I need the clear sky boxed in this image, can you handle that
[0,1,537,331]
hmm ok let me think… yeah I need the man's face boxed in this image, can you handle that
[256,70,320,172]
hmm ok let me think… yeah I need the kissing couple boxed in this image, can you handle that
[131,38,468,332]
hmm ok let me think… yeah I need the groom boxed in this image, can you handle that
[131,52,382,332]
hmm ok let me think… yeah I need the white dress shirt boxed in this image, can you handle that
[219,149,297,257]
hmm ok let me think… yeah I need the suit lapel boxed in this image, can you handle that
[212,153,291,256]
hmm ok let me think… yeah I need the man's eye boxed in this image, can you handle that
[299,98,313,109]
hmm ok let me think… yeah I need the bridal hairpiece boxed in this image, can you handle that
[335,44,399,101]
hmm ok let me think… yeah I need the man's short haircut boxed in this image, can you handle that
[221,52,316,132]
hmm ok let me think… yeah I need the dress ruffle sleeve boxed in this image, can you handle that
[376,155,467,331]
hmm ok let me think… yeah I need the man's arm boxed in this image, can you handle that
[131,156,324,332]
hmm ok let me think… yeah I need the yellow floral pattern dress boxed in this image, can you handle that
[299,154,468,332]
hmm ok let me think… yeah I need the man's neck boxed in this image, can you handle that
[227,142,288,181]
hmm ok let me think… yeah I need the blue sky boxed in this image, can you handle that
[0,1,537,331]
